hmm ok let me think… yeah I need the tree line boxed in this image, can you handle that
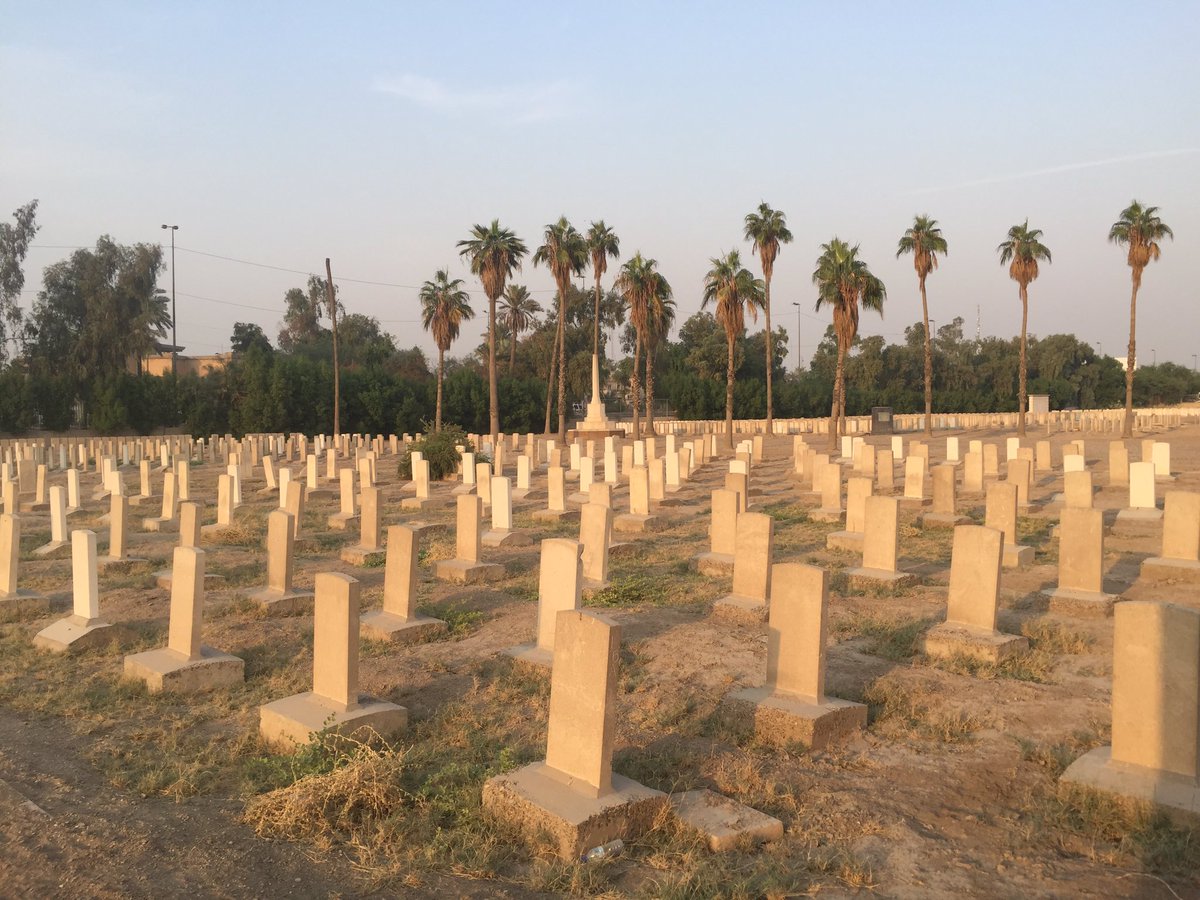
[0,200,1184,439]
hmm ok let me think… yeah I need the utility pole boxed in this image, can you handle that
[161,224,178,377]
[325,258,340,440]
[791,301,801,371]
[975,304,981,343]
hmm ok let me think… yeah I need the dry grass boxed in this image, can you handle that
[861,677,983,745]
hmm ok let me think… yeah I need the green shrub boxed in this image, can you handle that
[399,424,477,481]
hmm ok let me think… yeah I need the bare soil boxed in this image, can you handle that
[2,425,1199,898]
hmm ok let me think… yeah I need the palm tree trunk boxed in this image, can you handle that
[509,324,517,375]
[1122,270,1141,438]
[725,331,736,449]
[830,339,846,452]
[644,343,656,436]
[764,273,773,433]
[920,275,933,436]
[631,332,642,440]
[1018,285,1029,437]
[556,286,568,440]
[488,294,499,442]
[593,273,602,359]
[544,323,559,436]
[435,347,444,432]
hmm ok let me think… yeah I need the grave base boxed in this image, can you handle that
[825,531,863,553]
[451,484,477,496]
[482,762,666,862]
[1043,587,1117,617]
[1002,543,1035,569]
[612,513,663,534]
[248,586,314,616]
[511,488,544,503]
[304,488,334,501]
[123,646,244,694]
[581,578,610,596]
[1061,747,1200,825]
[32,540,69,558]
[503,643,552,670]
[608,541,635,558]
[259,691,407,749]
[531,508,580,523]
[668,789,783,852]
[142,517,177,533]
[33,615,124,653]
[897,496,928,511]
[482,529,534,549]
[711,594,767,625]
[340,545,385,566]
[919,512,971,529]
[845,567,918,590]
[400,496,443,511]
[921,622,1030,664]
[1113,508,1164,531]
[360,610,447,644]
[724,686,867,750]
[155,571,224,591]
[691,551,733,576]
[0,591,51,615]
[809,508,844,524]
[406,521,447,539]
[97,555,148,570]
[435,558,505,584]
[327,513,359,531]
[1140,557,1200,584]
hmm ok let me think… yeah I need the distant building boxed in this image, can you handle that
[128,342,231,377]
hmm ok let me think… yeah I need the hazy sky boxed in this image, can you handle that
[3,2,1198,368]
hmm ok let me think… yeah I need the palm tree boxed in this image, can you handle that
[812,239,885,449]
[457,220,527,440]
[615,253,667,440]
[585,221,620,418]
[896,215,949,436]
[643,285,676,436]
[702,250,764,448]
[533,217,588,439]
[997,221,1052,436]
[500,284,541,373]
[743,203,792,432]
[1109,201,1173,438]
[419,270,473,432]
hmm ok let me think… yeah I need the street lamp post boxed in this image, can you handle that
[791,301,801,371]
[161,224,178,378]
[1193,354,1197,373]
[1153,348,1157,366]
[1095,341,1102,356]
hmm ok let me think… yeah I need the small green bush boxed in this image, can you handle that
[399,424,477,481]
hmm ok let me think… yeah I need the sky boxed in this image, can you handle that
[3,1,1199,369]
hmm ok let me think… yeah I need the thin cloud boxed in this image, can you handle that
[906,148,1200,195]
[372,74,574,123]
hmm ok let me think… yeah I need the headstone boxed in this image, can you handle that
[35,529,121,652]
[1141,492,1200,583]
[712,512,774,623]
[260,572,406,746]
[1044,507,1116,615]
[506,539,584,669]
[922,525,1028,662]
[435,495,504,583]
[124,547,245,692]
[694,489,738,575]
[482,610,665,860]
[361,525,447,643]
[580,503,613,590]
[846,496,914,588]
[249,510,313,614]
[725,564,866,748]
[1061,601,1200,820]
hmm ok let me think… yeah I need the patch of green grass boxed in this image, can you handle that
[861,677,982,744]
[759,501,810,525]
[416,599,487,639]
[832,612,933,660]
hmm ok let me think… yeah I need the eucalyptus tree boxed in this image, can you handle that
[1109,201,1172,438]
[702,250,764,447]
[457,220,527,439]
[896,215,948,435]
[419,269,474,431]
[996,221,1052,436]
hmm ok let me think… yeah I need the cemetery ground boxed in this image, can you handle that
[2,428,1200,898]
